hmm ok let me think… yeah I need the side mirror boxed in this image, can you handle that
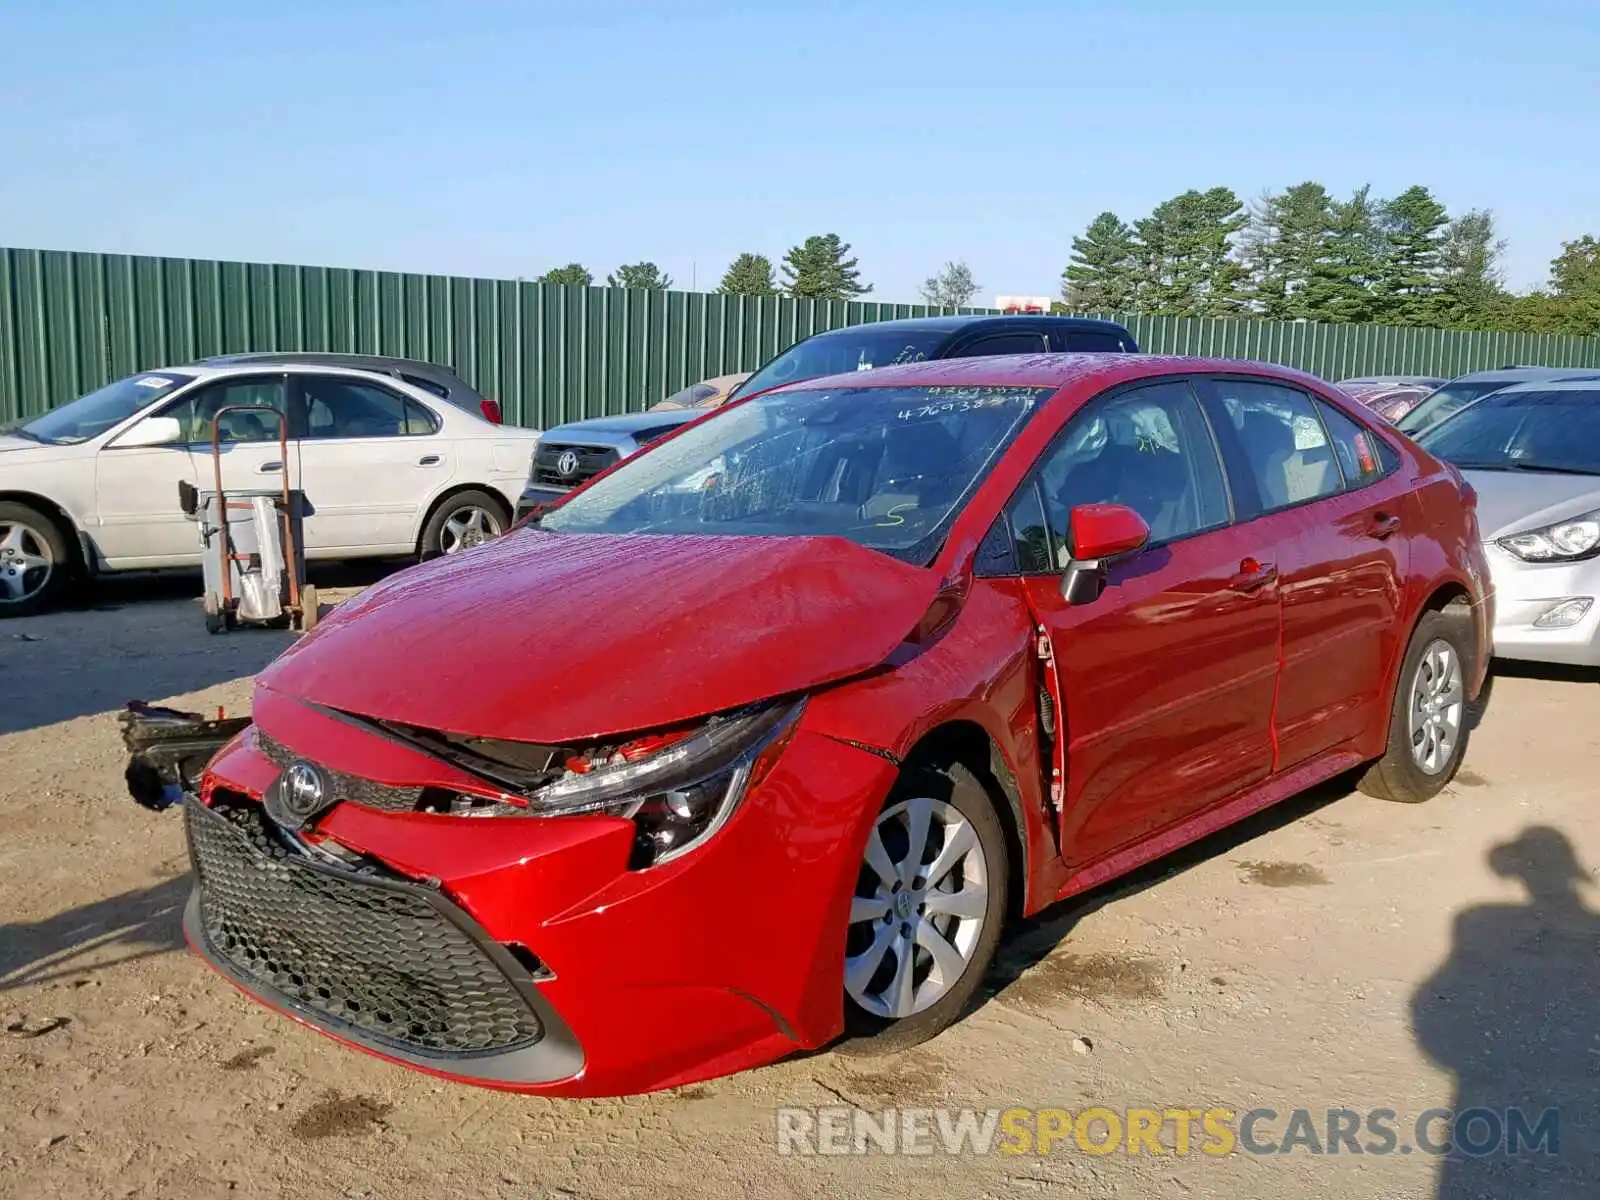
[116,415,184,449]
[1060,503,1149,605]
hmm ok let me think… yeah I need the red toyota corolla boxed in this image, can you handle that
[184,353,1493,1097]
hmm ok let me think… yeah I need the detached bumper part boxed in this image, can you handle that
[183,796,584,1086]
[119,702,251,811]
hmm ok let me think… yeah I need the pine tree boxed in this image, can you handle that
[1062,212,1136,311]
[538,264,593,286]
[1301,187,1384,324]
[1375,185,1450,324]
[1435,211,1506,329]
[1238,182,1337,320]
[606,262,672,290]
[717,253,778,297]
[780,234,872,300]
[1128,188,1246,317]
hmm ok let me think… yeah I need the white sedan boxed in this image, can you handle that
[0,362,542,616]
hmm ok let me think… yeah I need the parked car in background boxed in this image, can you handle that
[197,353,505,425]
[649,373,750,411]
[1395,366,1600,438]
[518,315,1138,515]
[1342,383,1436,424]
[0,362,540,616]
[1415,379,1600,666]
[182,352,1488,1097]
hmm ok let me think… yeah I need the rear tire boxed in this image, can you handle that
[1358,610,1473,803]
[0,502,71,619]
[834,761,1009,1057]
[418,490,507,561]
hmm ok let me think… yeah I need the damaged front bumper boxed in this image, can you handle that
[118,701,251,811]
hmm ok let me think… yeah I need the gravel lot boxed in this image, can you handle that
[2,570,1596,1199]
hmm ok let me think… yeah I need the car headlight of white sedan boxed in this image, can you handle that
[1498,510,1600,562]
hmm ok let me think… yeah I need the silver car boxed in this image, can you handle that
[1415,380,1600,666]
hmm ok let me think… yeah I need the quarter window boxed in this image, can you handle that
[1033,380,1230,566]
[1315,398,1389,487]
[1213,380,1342,511]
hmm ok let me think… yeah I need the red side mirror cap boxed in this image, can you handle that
[1069,503,1150,561]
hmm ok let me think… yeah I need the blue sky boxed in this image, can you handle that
[1,0,1596,302]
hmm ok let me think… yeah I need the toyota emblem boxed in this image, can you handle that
[556,449,580,477]
[265,760,331,831]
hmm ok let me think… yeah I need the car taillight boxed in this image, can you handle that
[479,398,503,424]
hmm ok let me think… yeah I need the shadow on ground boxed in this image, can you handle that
[1412,825,1598,1198]
[0,876,190,993]
[0,561,395,735]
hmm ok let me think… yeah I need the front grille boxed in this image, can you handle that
[532,442,618,489]
[255,730,424,813]
[186,796,543,1056]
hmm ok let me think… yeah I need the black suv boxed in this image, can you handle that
[518,314,1138,514]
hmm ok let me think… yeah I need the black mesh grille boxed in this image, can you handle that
[532,442,618,488]
[255,731,424,813]
[186,797,543,1056]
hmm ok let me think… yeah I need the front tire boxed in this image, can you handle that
[0,502,70,619]
[836,761,1009,1056]
[1358,610,1473,803]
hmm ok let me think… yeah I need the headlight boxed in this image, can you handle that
[528,699,805,867]
[1498,511,1600,562]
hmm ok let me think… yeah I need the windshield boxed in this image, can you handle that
[537,383,1052,563]
[1396,380,1514,436]
[1417,388,1600,475]
[728,329,947,402]
[19,372,192,445]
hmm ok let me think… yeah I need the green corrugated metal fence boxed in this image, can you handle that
[4,246,1599,429]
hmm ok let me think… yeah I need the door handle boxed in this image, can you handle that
[1228,558,1278,592]
[1369,512,1402,539]
[418,454,441,466]
[257,461,283,473]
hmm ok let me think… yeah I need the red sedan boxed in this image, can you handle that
[185,353,1493,1096]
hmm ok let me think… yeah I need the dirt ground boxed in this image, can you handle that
[2,570,1596,1199]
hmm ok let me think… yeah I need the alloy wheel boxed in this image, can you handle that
[0,519,54,606]
[440,506,502,555]
[1408,638,1464,775]
[845,796,990,1020]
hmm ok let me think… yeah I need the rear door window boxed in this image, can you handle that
[1057,330,1130,353]
[1205,379,1343,514]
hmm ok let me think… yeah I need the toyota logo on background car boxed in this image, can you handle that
[556,449,580,477]
[264,760,331,830]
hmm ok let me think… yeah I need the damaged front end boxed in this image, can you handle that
[118,701,251,811]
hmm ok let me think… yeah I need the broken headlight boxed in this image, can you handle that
[529,699,805,867]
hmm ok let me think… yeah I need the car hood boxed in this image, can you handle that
[545,411,698,438]
[257,528,945,743]
[0,435,46,454]
[1463,469,1600,541]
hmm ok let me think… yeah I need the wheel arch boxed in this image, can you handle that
[412,483,513,553]
[900,719,1029,924]
[0,489,89,573]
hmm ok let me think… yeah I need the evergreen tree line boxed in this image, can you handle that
[535,234,874,302]
[1063,183,1600,337]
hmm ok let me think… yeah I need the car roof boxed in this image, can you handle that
[803,314,1130,337]
[145,361,448,386]
[767,352,1325,396]
[197,351,462,376]
[1489,379,1600,395]
[1449,366,1600,384]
